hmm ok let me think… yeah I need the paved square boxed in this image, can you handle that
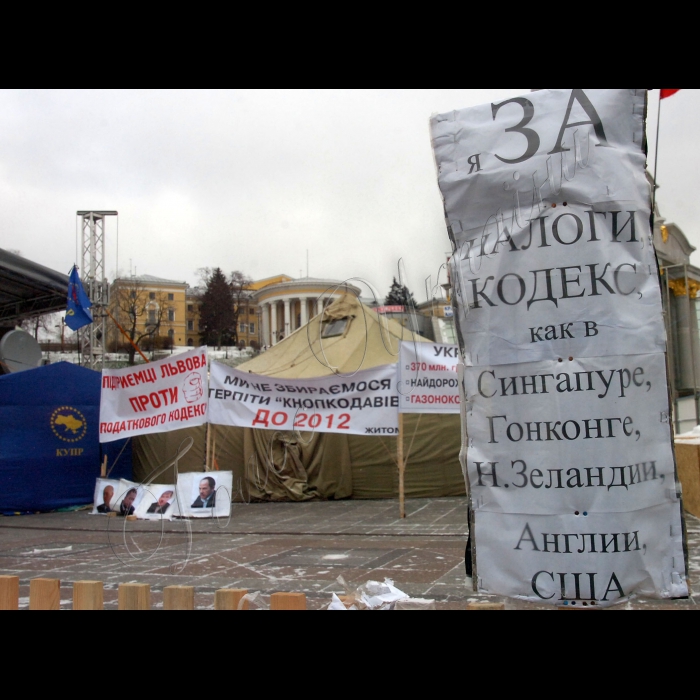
[0,498,697,610]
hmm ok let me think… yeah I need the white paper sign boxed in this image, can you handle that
[431,88,688,605]
[175,471,233,519]
[91,478,121,515]
[134,483,177,521]
[398,341,460,414]
[464,354,676,515]
[208,362,399,436]
[99,347,209,442]
[431,89,665,367]
[113,479,144,517]
[474,504,687,606]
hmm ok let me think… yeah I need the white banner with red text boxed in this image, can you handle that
[99,347,209,443]
[208,362,399,436]
[398,341,460,414]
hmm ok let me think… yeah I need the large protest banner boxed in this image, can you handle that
[99,347,208,442]
[431,89,687,605]
[398,341,460,413]
[209,362,399,436]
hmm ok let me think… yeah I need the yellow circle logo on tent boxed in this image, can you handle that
[50,406,87,443]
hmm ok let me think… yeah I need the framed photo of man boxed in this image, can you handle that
[176,471,232,519]
[135,484,178,521]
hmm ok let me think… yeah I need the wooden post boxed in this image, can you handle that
[163,586,195,610]
[270,592,307,610]
[215,588,249,610]
[467,601,505,611]
[118,583,150,610]
[29,578,61,610]
[398,412,405,519]
[0,575,19,610]
[205,423,212,472]
[100,455,108,478]
[73,581,104,610]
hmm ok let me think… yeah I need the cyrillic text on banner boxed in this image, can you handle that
[208,362,399,436]
[398,341,460,413]
[431,88,687,605]
[99,347,208,442]
[432,89,665,367]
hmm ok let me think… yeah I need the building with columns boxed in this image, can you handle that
[255,277,362,347]
[654,202,700,433]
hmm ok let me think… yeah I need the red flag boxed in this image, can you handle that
[661,89,681,99]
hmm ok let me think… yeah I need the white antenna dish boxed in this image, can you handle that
[0,330,43,374]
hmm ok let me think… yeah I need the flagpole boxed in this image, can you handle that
[652,91,662,217]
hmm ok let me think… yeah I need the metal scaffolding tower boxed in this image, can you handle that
[78,210,117,370]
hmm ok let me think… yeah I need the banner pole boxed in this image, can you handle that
[205,423,212,472]
[398,412,405,519]
[652,92,662,215]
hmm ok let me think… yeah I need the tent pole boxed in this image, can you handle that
[205,423,212,472]
[398,413,405,519]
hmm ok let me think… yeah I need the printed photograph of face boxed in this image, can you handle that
[92,478,121,515]
[191,476,216,508]
[176,471,232,519]
[119,488,138,516]
[113,480,144,517]
[134,483,178,521]
[147,489,174,514]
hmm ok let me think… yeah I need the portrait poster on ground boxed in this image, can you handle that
[398,341,460,413]
[99,347,208,442]
[134,483,178,521]
[208,362,399,437]
[431,88,687,606]
[176,471,233,519]
[112,479,144,517]
[91,478,121,515]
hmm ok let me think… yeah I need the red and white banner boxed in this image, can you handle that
[99,347,209,442]
[398,341,460,413]
[208,362,399,436]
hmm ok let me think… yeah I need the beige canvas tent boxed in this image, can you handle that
[133,295,465,501]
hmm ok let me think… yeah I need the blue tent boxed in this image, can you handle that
[0,362,131,514]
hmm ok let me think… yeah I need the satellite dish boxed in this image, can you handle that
[0,329,43,374]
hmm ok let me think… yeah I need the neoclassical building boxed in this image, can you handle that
[653,202,700,433]
[255,277,361,346]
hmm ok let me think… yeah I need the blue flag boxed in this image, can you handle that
[65,265,93,331]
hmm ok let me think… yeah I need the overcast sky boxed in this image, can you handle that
[0,89,696,304]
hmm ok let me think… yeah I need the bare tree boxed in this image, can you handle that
[21,312,58,341]
[110,280,171,364]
